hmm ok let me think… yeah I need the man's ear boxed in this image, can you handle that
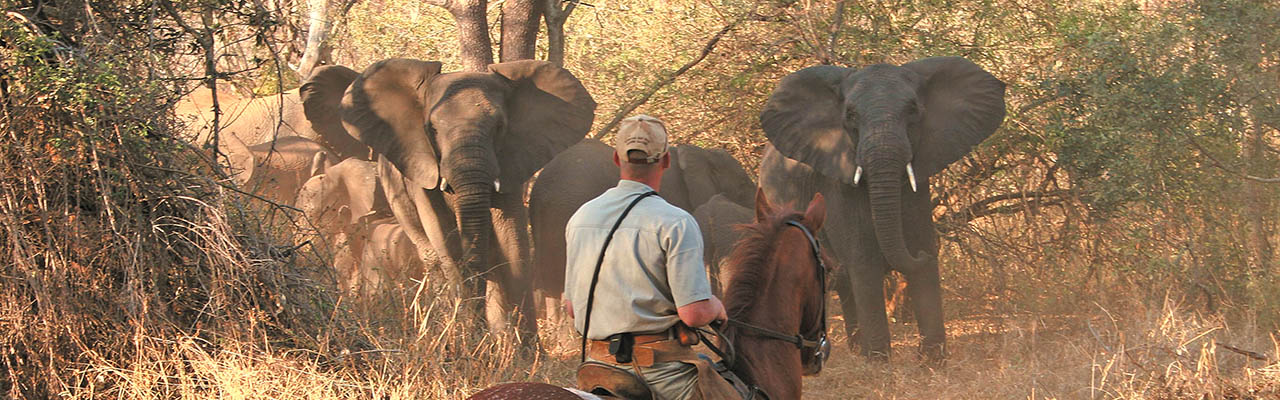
[660,153,671,168]
[612,152,622,167]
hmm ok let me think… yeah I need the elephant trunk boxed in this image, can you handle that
[447,144,497,299]
[454,182,492,297]
[866,158,932,275]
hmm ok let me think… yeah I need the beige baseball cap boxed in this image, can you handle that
[615,114,669,164]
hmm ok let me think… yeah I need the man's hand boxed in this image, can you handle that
[677,295,728,328]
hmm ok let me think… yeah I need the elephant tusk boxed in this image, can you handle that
[440,176,448,190]
[906,162,918,192]
[853,166,863,186]
[493,179,501,193]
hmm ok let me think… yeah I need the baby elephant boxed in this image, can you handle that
[296,158,432,296]
[341,218,437,297]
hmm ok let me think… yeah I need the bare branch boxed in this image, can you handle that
[593,14,746,139]
[823,1,845,64]
[1185,133,1280,183]
[937,190,1074,233]
[1217,343,1271,362]
[160,1,222,164]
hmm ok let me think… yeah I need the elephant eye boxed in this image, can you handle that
[844,108,858,124]
[907,101,922,116]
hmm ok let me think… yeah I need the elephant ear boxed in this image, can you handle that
[300,65,370,160]
[902,56,1007,178]
[341,59,444,190]
[222,131,256,185]
[488,60,597,190]
[759,65,857,184]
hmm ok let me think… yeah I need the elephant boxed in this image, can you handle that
[757,56,1006,361]
[527,138,756,321]
[294,156,390,237]
[175,80,371,160]
[224,134,333,206]
[343,218,437,297]
[294,159,430,297]
[692,193,753,296]
[299,59,597,340]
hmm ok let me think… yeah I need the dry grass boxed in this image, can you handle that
[806,295,1279,399]
[40,282,1279,399]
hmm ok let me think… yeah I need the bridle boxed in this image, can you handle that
[704,219,831,375]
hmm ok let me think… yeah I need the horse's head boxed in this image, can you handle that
[754,189,830,375]
[721,189,830,398]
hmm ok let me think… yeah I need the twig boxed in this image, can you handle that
[592,13,747,139]
[1086,319,1112,353]
[1184,132,1280,183]
[1217,343,1270,361]
[160,1,223,167]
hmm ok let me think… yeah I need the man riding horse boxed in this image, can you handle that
[564,115,740,400]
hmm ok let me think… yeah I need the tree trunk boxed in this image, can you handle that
[543,0,576,66]
[1242,120,1275,274]
[298,0,333,79]
[499,0,542,62]
[434,0,493,72]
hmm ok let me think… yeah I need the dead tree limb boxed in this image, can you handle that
[822,1,845,65]
[160,1,222,165]
[1185,133,1280,183]
[1217,343,1270,361]
[592,15,744,139]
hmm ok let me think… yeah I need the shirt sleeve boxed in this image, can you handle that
[664,214,713,307]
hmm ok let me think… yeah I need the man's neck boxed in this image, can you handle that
[620,176,662,192]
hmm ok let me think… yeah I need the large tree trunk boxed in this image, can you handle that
[434,0,493,72]
[297,0,333,79]
[543,0,577,66]
[499,0,542,62]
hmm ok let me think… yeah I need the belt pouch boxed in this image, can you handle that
[607,333,635,364]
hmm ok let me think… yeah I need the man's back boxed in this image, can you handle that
[564,180,711,340]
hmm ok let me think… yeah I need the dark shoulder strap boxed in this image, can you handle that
[580,190,659,363]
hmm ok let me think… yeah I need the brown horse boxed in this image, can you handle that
[470,189,830,399]
[716,189,828,399]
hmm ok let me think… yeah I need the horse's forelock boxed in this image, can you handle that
[722,209,805,321]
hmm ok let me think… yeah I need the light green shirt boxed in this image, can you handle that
[564,180,712,340]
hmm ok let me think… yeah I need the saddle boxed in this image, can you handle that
[577,361,654,399]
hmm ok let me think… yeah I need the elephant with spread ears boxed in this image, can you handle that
[300,59,596,341]
[758,56,1006,362]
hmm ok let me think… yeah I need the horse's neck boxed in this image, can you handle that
[731,301,805,398]
[734,332,804,399]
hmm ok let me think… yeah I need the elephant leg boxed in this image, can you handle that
[852,269,891,361]
[381,156,467,299]
[407,188,466,295]
[831,265,861,352]
[902,259,945,362]
[487,189,539,345]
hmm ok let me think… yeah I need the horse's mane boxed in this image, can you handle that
[722,209,804,321]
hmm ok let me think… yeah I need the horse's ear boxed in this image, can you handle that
[754,187,775,223]
[803,193,826,232]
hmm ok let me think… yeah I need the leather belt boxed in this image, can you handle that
[588,338,696,368]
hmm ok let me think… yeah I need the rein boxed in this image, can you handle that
[705,219,831,370]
